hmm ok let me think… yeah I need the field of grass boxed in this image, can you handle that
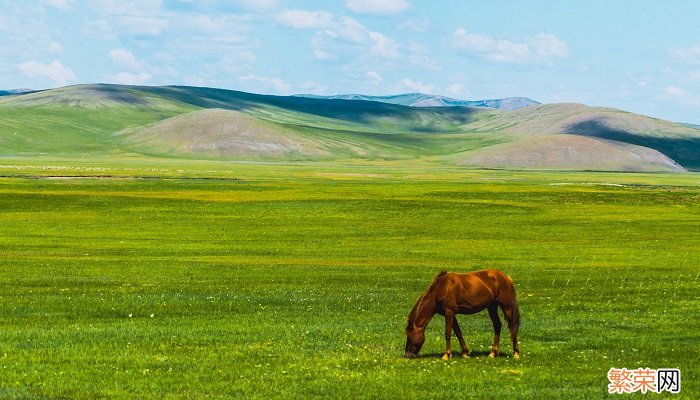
[0,159,698,398]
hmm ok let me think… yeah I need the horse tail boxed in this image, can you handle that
[511,284,521,332]
[501,273,522,356]
[498,272,520,333]
[507,276,520,333]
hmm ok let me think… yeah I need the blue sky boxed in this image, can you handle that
[2,0,700,123]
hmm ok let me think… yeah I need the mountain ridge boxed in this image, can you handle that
[1,83,699,171]
[0,88,34,96]
[294,93,540,110]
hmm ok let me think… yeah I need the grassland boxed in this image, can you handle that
[0,158,698,399]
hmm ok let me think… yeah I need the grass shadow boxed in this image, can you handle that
[411,350,513,359]
[566,118,700,170]
[142,85,483,132]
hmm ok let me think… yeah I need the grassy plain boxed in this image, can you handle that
[0,159,698,398]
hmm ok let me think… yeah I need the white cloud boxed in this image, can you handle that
[407,40,428,55]
[663,85,700,107]
[238,74,291,94]
[91,0,168,35]
[366,70,383,84]
[107,49,158,85]
[313,49,336,61]
[275,9,403,66]
[451,28,569,64]
[406,40,440,70]
[368,31,399,59]
[346,0,411,16]
[311,33,339,60]
[664,86,687,97]
[670,44,700,64]
[96,11,256,85]
[302,14,401,62]
[491,41,530,63]
[333,16,369,43]
[399,78,434,94]
[531,33,569,58]
[18,60,76,86]
[180,14,252,35]
[163,0,279,13]
[109,49,143,71]
[43,0,75,10]
[451,28,529,63]
[107,72,152,85]
[276,10,335,29]
[409,54,440,70]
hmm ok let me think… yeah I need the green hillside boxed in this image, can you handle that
[0,85,196,156]
[1,83,699,171]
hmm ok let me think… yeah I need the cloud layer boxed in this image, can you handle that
[18,60,76,86]
[1,1,699,124]
[345,0,411,16]
[451,28,569,63]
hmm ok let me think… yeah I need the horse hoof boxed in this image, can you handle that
[441,353,450,361]
[489,352,496,358]
[461,352,470,358]
[513,352,520,359]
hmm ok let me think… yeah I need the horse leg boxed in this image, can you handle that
[442,309,455,360]
[452,316,470,358]
[487,303,502,358]
[501,303,520,358]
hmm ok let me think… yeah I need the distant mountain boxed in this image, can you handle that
[295,93,540,110]
[2,83,699,171]
[0,88,34,96]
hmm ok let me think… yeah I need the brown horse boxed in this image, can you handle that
[404,269,520,360]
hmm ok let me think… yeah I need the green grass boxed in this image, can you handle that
[0,160,698,398]
[0,103,195,157]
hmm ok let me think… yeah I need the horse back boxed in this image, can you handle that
[435,269,516,313]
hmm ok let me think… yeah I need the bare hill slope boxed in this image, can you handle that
[454,134,685,172]
[114,108,334,159]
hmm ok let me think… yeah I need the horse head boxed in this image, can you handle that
[404,323,425,358]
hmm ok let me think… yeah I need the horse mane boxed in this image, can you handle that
[425,270,448,295]
[406,271,448,330]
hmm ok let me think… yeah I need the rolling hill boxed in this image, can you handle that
[113,108,388,160]
[1,83,699,171]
